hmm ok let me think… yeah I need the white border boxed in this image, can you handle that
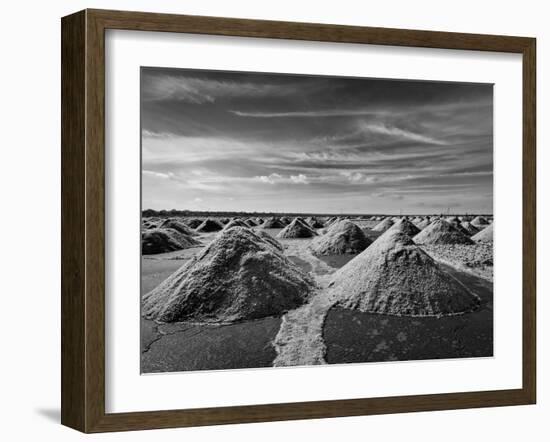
[105,29,523,413]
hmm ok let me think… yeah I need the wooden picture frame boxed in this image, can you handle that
[61,8,536,433]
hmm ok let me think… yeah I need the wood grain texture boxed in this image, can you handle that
[61,10,86,431]
[60,8,537,433]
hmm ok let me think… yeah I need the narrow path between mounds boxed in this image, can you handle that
[273,240,338,367]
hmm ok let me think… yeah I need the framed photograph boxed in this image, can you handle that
[61,9,536,433]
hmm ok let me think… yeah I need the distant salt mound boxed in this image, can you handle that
[277,218,317,239]
[223,219,249,230]
[328,230,481,316]
[262,217,285,228]
[306,217,324,228]
[415,218,431,230]
[471,216,489,228]
[158,218,196,236]
[413,219,474,245]
[389,218,421,237]
[142,227,314,323]
[372,217,394,232]
[414,219,474,245]
[255,229,285,251]
[310,220,371,255]
[186,218,203,229]
[195,218,223,232]
[446,216,460,224]
[472,223,493,243]
[142,228,201,255]
[246,218,258,226]
[460,221,480,236]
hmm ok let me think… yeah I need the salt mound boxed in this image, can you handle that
[262,217,285,228]
[328,230,481,316]
[415,218,431,230]
[372,217,394,232]
[310,220,371,255]
[277,218,318,238]
[246,218,258,226]
[223,219,248,230]
[472,223,493,243]
[255,229,285,251]
[389,218,420,237]
[186,218,203,229]
[158,218,196,236]
[306,217,324,228]
[446,216,460,224]
[414,219,474,245]
[142,227,314,323]
[195,218,223,232]
[142,228,201,255]
[460,221,480,236]
[471,216,489,227]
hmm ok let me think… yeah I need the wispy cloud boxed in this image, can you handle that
[358,123,447,146]
[230,109,385,118]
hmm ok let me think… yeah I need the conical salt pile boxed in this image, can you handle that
[415,218,431,230]
[372,217,394,232]
[255,229,285,251]
[186,218,203,229]
[223,218,249,230]
[277,218,317,238]
[414,219,474,245]
[142,228,201,255]
[460,221,480,236]
[246,218,258,226]
[310,220,372,255]
[142,227,314,323]
[472,223,493,243]
[158,218,197,236]
[471,216,489,227]
[195,218,223,232]
[388,218,420,237]
[262,217,285,228]
[446,216,460,224]
[328,230,481,316]
[306,217,324,228]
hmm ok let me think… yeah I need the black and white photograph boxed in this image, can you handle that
[140,67,494,374]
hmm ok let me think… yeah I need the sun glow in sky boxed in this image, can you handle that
[141,68,493,215]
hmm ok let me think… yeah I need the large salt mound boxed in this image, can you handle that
[142,228,201,255]
[414,219,474,245]
[388,218,420,237]
[460,221,480,236]
[372,217,394,232]
[195,218,223,232]
[262,217,285,228]
[142,227,314,323]
[472,223,493,243]
[158,218,196,236]
[246,218,258,226]
[310,220,372,255]
[328,230,481,316]
[277,218,318,239]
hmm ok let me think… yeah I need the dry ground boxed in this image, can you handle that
[141,219,493,373]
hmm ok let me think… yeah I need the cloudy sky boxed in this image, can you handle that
[141,67,493,214]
